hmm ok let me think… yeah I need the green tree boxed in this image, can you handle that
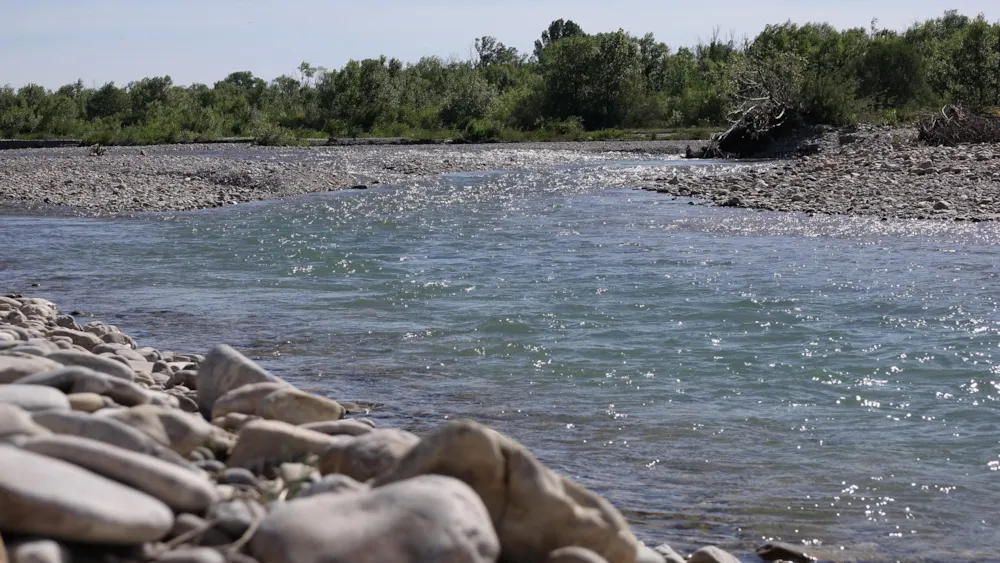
[533,19,586,60]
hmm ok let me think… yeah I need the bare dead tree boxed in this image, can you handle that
[704,51,806,158]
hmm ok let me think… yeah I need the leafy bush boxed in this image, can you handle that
[462,119,504,142]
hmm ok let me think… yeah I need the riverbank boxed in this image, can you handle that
[637,126,1000,222]
[0,140,700,215]
[3,129,998,221]
[0,293,789,563]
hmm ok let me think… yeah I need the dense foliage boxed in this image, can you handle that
[2,11,999,144]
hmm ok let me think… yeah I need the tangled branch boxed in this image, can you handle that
[918,105,1000,146]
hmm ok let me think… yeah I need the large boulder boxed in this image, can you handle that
[251,475,499,563]
[318,429,418,482]
[211,382,287,420]
[0,446,173,544]
[197,345,289,418]
[21,435,218,513]
[0,355,63,384]
[0,385,70,413]
[373,420,638,563]
[227,419,345,471]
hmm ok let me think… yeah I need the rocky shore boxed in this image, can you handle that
[636,127,1000,222]
[0,141,697,215]
[0,294,828,563]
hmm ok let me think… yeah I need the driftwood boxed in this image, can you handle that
[919,105,1000,146]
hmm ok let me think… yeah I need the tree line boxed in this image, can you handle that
[1,10,999,145]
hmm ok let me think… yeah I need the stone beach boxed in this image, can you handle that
[635,127,1000,222]
[0,293,788,563]
[2,129,999,221]
[0,140,696,215]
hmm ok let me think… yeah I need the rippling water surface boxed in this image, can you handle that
[3,155,1000,562]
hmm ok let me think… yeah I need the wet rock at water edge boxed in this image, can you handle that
[197,345,289,418]
[255,388,346,425]
[688,546,741,563]
[211,382,288,420]
[373,420,638,563]
[755,542,816,563]
[226,419,344,471]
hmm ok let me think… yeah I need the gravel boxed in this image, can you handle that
[0,140,700,216]
[636,127,1000,222]
[3,132,997,222]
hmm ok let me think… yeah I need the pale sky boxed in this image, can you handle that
[2,0,997,89]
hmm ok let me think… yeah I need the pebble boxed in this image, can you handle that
[6,538,72,563]
[220,467,259,487]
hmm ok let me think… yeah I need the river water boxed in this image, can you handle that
[2,154,999,562]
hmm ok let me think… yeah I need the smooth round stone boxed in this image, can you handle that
[0,446,173,544]
[0,355,63,384]
[158,547,226,563]
[21,434,218,513]
[195,459,226,473]
[220,467,259,487]
[67,392,105,413]
[0,385,70,413]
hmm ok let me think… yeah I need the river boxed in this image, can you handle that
[2,153,999,562]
